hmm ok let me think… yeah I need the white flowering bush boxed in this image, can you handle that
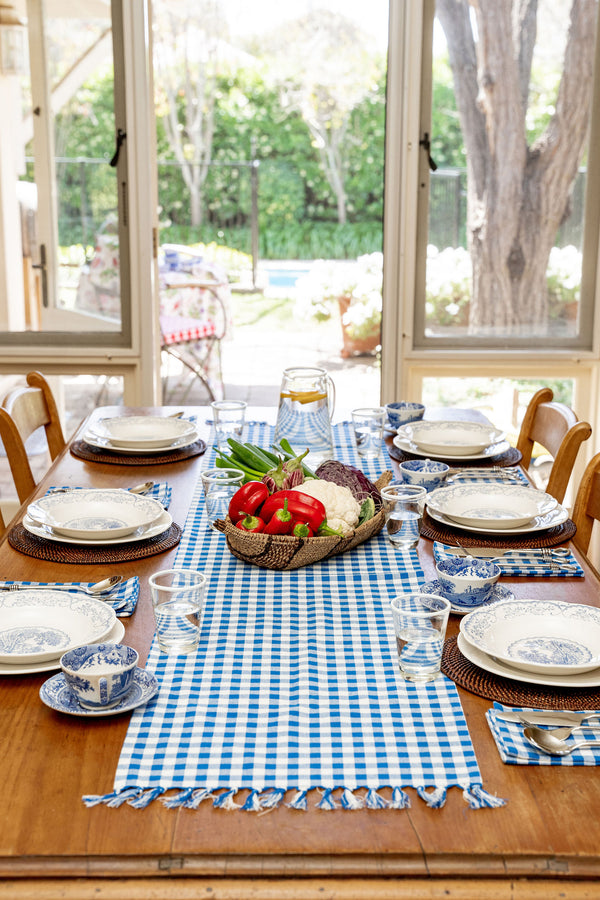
[295,253,382,341]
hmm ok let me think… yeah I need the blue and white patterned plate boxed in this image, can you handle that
[402,420,505,456]
[40,667,159,717]
[29,489,165,540]
[90,415,196,448]
[426,483,557,530]
[0,619,125,676]
[393,432,510,461]
[421,579,514,615]
[23,508,172,547]
[460,600,600,675]
[0,590,116,664]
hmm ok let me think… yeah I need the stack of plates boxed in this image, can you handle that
[0,589,125,675]
[25,489,172,545]
[425,483,565,534]
[458,599,600,687]
[84,415,198,455]
[394,420,507,460]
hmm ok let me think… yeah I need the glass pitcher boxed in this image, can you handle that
[274,366,335,468]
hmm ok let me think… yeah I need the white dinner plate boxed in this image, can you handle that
[426,501,569,535]
[393,432,510,461]
[460,599,600,675]
[0,619,125,676]
[89,415,196,448]
[82,430,199,455]
[401,421,505,456]
[0,589,116,664]
[457,632,600,689]
[28,489,165,540]
[426,483,557,530]
[23,507,173,546]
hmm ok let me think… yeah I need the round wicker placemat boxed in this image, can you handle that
[8,522,182,564]
[388,443,522,467]
[420,508,576,548]
[441,636,600,708]
[70,439,206,466]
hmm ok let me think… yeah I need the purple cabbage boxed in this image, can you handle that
[315,460,381,505]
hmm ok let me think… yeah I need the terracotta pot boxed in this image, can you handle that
[337,296,381,359]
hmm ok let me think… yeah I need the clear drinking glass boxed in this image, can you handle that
[201,467,244,529]
[351,406,386,458]
[390,593,451,683]
[380,484,426,549]
[211,400,247,452]
[149,568,207,655]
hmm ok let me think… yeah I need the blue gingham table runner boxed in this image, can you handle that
[487,703,600,766]
[84,423,504,812]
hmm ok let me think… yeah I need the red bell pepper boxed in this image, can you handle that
[235,514,265,533]
[228,481,269,523]
[291,521,314,538]
[259,490,326,532]
[263,499,293,535]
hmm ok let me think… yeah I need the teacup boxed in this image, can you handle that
[399,458,449,492]
[385,401,425,430]
[60,643,139,709]
[435,556,500,609]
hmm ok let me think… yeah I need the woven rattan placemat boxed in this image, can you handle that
[420,508,576,548]
[8,522,182,564]
[441,636,600,708]
[70,439,206,466]
[387,443,522,467]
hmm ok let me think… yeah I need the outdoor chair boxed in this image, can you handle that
[0,371,66,504]
[516,387,592,503]
[571,452,600,557]
[75,232,229,401]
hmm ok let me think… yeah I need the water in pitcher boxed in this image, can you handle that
[274,367,334,467]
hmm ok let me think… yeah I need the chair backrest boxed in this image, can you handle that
[0,371,66,504]
[516,387,592,503]
[571,452,600,556]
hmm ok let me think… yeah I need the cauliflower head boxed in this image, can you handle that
[290,480,361,535]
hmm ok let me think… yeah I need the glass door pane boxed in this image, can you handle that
[2,0,127,340]
[151,0,387,408]
[416,0,599,349]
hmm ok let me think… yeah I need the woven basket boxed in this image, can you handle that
[215,471,392,570]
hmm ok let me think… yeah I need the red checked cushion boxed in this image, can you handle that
[160,314,217,345]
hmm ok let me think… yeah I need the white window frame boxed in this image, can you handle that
[381,0,600,467]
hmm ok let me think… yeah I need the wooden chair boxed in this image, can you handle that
[516,387,592,503]
[0,372,66,503]
[571,452,600,556]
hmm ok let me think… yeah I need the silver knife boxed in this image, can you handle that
[494,710,600,727]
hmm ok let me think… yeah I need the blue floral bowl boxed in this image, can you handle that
[385,401,425,430]
[399,458,450,492]
[435,556,501,609]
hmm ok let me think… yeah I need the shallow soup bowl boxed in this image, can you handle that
[60,643,138,709]
[435,556,501,610]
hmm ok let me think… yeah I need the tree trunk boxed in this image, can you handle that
[437,0,596,334]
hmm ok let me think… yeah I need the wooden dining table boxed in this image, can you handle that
[1,405,600,900]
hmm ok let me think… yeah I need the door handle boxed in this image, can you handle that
[32,243,48,307]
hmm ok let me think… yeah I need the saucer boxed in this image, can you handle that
[420,579,514,616]
[39,667,159,716]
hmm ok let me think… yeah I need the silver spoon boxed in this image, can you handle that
[524,726,600,756]
[128,481,155,495]
[533,722,600,742]
[0,575,123,597]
